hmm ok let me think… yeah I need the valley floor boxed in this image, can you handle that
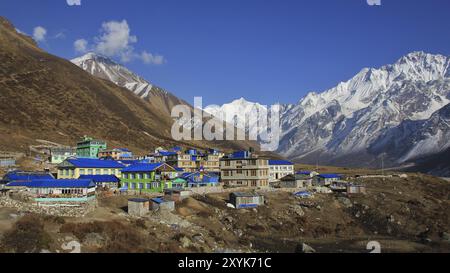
[0,174,449,253]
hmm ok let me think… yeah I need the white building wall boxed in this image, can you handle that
[269,164,294,182]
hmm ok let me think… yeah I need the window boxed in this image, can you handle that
[129,174,134,179]
[146,183,151,189]
[136,173,141,179]
[138,183,144,189]
[88,169,93,175]
[123,173,128,179]
[251,170,257,176]
[79,169,85,175]
[130,183,136,189]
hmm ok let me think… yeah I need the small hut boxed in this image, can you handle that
[164,188,191,202]
[128,198,150,217]
[347,184,367,195]
[229,192,264,209]
[150,197,175,211]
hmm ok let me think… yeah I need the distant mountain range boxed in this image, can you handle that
[1,14,448,175]
[205,52,450,175]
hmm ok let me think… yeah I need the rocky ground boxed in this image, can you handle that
[0,173,448,253]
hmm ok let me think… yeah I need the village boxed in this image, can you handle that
[0,136,448,253]
[0,136,369,214]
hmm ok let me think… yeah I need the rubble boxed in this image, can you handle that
[296,243,316,253]
[289,205,305,216]
[337,197,353,208]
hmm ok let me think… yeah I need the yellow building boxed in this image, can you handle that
[57,158,124,179]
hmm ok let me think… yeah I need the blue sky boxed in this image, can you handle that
[1,0,450,106]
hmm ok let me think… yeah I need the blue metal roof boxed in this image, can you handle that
[186,149,197,155]
[182,172,219,183]
[174,167,184,172]
[296,171,312,175]
[158,151,177,156]
[121,163,168,172]
[3,171,54,182]
[79,175,120,183]
[151,197,164,204]
[231,151,250,159]
[318,174,341,179]
[7,179,95,188]
[294,191,312,197]
[268,159,294,165]
[66,158,124,168]
[117,159,141,165]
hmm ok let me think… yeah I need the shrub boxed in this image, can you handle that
[59,222,104,241]
[1,214,53,253]
[60,220,147,253]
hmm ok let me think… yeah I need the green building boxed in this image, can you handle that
[76,136,107,159]
[121,163,178,193]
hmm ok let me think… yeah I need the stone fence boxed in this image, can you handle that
[0,196,97,217]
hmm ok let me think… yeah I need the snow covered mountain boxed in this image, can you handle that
[206,52,450,171]
[72,53,187,114]
[204,98,270,133]
[72,53,257,151]
[72,53,159,98]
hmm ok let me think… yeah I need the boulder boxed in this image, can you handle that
[298,243,316,253]
[337,197,353,208]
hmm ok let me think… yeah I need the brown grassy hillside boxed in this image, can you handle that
[0,17,256,155]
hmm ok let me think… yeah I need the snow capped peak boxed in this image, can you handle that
[71,53,171,99]
[72,52,116,66]
[229,97,261,107]
[207,52,450,170]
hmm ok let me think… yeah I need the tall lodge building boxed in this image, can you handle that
[219,151,269,188]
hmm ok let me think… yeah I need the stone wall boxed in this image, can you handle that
[0,196,97,217]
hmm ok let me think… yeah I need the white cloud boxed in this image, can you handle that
[95,20,136,59]
[74,19,165,65]
[33,26,47,42]
[74,39,88,53]
[67,0,81,6]
[140,51,165,65]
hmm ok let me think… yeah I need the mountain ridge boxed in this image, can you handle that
[71,52,188,115]
[0,16,255,155]
[205,51,450,174]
